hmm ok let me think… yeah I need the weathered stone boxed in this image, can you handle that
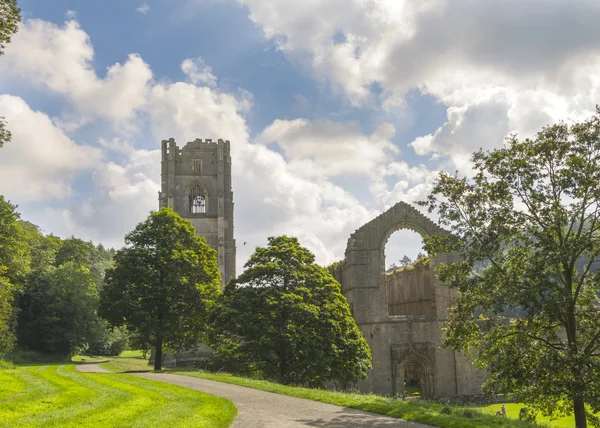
[158,138,236,287]
[330,201,487,398]
[152,137,236,368]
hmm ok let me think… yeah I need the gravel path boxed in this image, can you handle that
[75,363,110,373]
[131,372,433,428]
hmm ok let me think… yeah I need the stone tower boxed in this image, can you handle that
[158,137,236,287]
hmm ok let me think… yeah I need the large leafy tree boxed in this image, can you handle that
[17,262,100,356]
[0,196,29,357]
[422,108,600,428]
[16,227,118,358]
[0,0,21,149]
[99,208,220,370]
[208,236,371,386]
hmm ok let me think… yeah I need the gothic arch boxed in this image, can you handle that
[186,181,209,214]
[344,202,448,279]
[393,353,434,398]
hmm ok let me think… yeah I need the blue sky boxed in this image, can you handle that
[1,0,600,269]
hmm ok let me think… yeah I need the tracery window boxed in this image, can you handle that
[189,184,206,214]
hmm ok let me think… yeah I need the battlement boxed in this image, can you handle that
[161,137,231,161]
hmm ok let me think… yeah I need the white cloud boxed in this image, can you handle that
[44,148,161,248]
[236,0,600,168]
[256,119,398,177]
[0,19,153,125]
[137,3,150,14]
[0,95,102,202]
[181,57,217,87]
[145,78,380,267]
[65,10,77,19]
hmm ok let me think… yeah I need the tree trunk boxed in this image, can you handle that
[574,396,587,428]
[154,338,163,371]
[279,355,288,384]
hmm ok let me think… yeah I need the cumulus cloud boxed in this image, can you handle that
[181,57,217,87]
[256,119,398,177]
[44,148,161,248]
[145,78,379,266]
[0,19,153,125]
[0,95,102,202]
[236,0,600,171]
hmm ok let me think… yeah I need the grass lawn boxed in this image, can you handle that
[98,351,151,373]
[172,370,539,428]
[0,364,236,428]
[478,403,577,428]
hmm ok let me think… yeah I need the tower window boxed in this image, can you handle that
[189,184,206,213]
[192,159,202,172]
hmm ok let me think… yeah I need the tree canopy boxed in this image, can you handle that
[99,208,220,370]
[207,235,371,387]
[0,0,21,149]
[422,108,600,428]
[0,196,29,357]
[0,197,121,359]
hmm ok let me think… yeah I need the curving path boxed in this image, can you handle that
[77,364,432,428]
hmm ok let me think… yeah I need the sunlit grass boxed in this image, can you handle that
[0,364,236,427]
[478,402,581,428]
[98,350,151,373]
[172,369,539,428]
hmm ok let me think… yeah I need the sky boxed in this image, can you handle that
[1,0,600,271]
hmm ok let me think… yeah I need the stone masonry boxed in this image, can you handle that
[158,137,236,287]
[154,137,236,367]
[330,202,487,398]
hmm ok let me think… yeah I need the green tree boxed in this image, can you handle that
[399,255,413,267]
[0,196,29,357]
[421,109,600,428]
[208,236,371,386]
[99,208,220,370]
[0,0,22,149]
[17,262,99,357]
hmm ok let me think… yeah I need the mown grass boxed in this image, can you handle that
[172,370,539,428]
[98,351,151,373]
[478,402,577,428]
[0,364,236,427]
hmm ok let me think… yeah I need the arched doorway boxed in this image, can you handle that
[394,353,434,398]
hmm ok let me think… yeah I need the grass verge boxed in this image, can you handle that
[0,363,236,427]
[172,370,539,428]
[98,352,151,373]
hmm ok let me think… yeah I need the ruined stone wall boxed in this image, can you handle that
[339,201,486,398]
[386,262,434,316]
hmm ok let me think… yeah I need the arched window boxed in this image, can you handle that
[189,184,206,213]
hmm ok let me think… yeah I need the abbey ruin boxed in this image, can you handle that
[157,137,485,398]
[329,202,487,398]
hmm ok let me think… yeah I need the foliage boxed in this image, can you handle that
[0,196,29,357]
[99,208,220,370]
[0,364,236,427]
[14,226,117,358]
[0,0,20,56]
[0,116,10,149]
[0,196,30,285]
[0,0,22,149]
[399,255,413,267]
[0,277,16,357]
[421,108,600,428]
[17,262,100,356]
[86,324,129,356]
[207,235,371,387]
[174,370,538,428]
